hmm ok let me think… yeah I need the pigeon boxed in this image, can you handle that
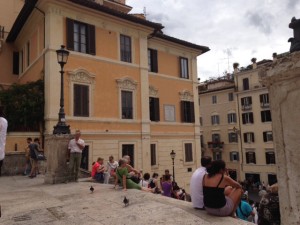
[123,196,129,207]
[90,186,94,193]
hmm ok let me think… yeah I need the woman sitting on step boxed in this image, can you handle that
[203,160,243,217]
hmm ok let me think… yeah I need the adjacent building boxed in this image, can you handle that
[199,58,278,185]
[0,0,209,190]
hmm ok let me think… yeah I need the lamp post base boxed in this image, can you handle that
[53,123,71,135]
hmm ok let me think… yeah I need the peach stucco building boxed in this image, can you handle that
[0,0,209,189]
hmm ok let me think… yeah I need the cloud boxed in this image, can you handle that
[287,0,299,9]
[246,11,274,35]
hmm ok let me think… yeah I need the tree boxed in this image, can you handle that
[0,79,44,132]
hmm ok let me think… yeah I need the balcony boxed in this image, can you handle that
[207,141,224,151]
[260,102,270,108]
[242,104,252,111]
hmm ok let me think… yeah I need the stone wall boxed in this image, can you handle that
[1,152,46,176]
[261,51,300,225]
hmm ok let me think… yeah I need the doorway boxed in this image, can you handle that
[80,145,89,170]
[122,144,134,167]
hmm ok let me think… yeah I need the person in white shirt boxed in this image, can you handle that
[0,107,8,177]
[190,156,212,209]
[68,130,85,182]
[104,155,118,184]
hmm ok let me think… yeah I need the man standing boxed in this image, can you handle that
[68,130,85,182]
[190,156,212,210]
[0,107,8,176]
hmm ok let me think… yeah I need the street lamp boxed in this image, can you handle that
[53,45,71,134]
[170,150,176,182]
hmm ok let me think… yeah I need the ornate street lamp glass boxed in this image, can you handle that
[56,45,69,65]
[170,150,176,159]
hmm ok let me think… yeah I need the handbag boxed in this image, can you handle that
[34,149,46,161]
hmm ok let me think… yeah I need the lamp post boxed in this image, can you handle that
[170,150,176,182]
[53,45,70,134]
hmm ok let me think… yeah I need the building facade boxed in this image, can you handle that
[199,75,241,181]
[0,0,209,190]
[199,60,277,186]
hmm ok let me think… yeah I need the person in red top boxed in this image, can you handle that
[91,157,105,183]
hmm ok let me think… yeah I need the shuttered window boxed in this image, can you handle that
[242,112,254,124]
[121,91,133,119]
[13,52,19,75]
[149,97,160,121]
[179,57,189,79]
[150,144,157,166]
[261,110,272,122]
[148,49,158,72]
[263,131,273,142]
[66,18,95,55]
[120,34,132,62]
[185,143,193,162]
[266,152,276,164]
[243,78,249,90]
[74,84,89,117]
[243,132,255,143]
[181,101,195,123]
[246,152,256,164]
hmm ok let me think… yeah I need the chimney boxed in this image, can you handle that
[251,58,257,69]
[288,17,300,53]
[233,62,239,73]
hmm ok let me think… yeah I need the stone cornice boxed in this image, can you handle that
[68,68,96,84]
[149,85,158,97]
[260,51,300,87]
[179,90,193,101]
[116,77,138,90]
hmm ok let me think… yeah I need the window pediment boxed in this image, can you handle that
[149,85,158,97]
[179,90,193,101]
[68,68,95,84]
[116,77,137,90]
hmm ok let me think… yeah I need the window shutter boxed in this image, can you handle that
[181,101,185,122]
[227,114,230,123]
[13,52,19,75]
[82,85,89,116]
[261,111,264,122]
[268,110,272,121]
[263,131,267,142]
[152,49,158,73]
[241,98,244,106]
[242,114,246,124]
[237,152,240,161]
[66,18,74,51]
[230,152,233,161]
[154,98,160,121]
[74,84,80,115]
[228,133,231,142]
[243,133,247,143]
[249,97,252,104]
[233,113,236,123]
[254,153,256,164]
[87,24,96,55]
[246,153,249,163]
[252,133,255,142]
[250,113,254,123]
[260,94,263,103]
[190,102,195,123]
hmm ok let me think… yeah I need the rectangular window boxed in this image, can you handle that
[212,133,220,142]
[227,113,236,124]
[241,96,252,110]
[242,112,254,124]
[19,50,24,73]
[74,84,89,117]
[263,131,273,142]
[120,34,132,63]
[200,135,205,148]
[243,78,249,90]
[26,41,30,67]
[181,101,195,123]
[122,144,134,167]
[266,152,276,164]
[228,92,234,101]
[149,97,160,121]
[13,51,19,75]
[211,115,220,125]
[185,143,193,162]
[228,132,238,143]
[179,57,189,79]
[243,132,255,143]
[121,90,133,119]
[213,152,222,160]
[212,95,217,104]
[66,18,95,55]
[246,152,256,164]
[260,93,269,108]
[148,48,158,72]
[150,144,157,166]
[261,110,272,122]
[230,152,239,161]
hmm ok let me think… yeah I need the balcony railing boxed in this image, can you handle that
[207,141,224,151]
[242,104,252,111]
[260,102,270,108]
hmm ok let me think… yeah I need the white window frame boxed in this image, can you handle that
[68,68,95,117]
[228,113,236,124]
[211,115,220,125]
[116,77,137,120]
[150,142,158,168]
[212,95,217,104]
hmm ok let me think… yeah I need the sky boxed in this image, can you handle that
[127,0,300,81]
